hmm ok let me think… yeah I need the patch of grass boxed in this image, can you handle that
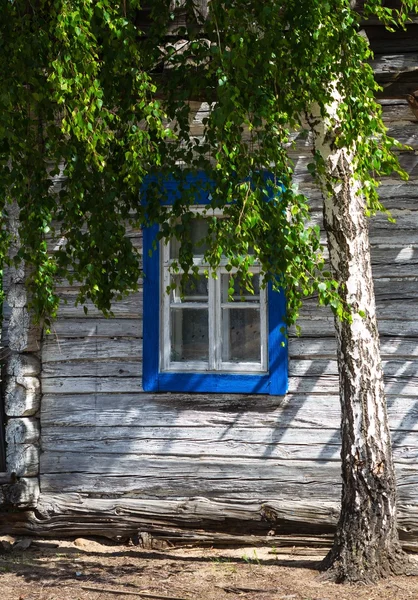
[0,565,11,572]
[210,555,238,574]
[241,550,261,566]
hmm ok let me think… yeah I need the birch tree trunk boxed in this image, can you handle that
[306,101,411,582]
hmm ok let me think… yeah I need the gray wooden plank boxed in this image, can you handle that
[370,230,418,245]
[41,424,339,444]
[42,360,141,378]
[287,124,418,154]
[380,99,417,122]
[39,428,418,462]
[41,439,340,461]
[372,249,418,266]
[298,299,418,322]
[42,338,142,363]
[42,369,418,395]
[40,456,342,499]
[56,294,141,319]
[289,374,418,396]
[40,392,340,429]
[307,206,418,230]
[291,318,418,337]
[41,377,143,394]
[372,263,418,278]
[40,393,418,430]
[371,53,418,80]
[44,319,142,338]
[39,453,341,476]
[373,182,418,207]
[291,149,418,183]
[38,460,417,503]
[385,124,418,149]
[289,359,418,378]
[289,337,418,359]
[374,279,418,300]
[41,424,337,442]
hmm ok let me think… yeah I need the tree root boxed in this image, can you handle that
[318,544,417,584]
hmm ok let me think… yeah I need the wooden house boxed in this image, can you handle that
[1,7,418,549]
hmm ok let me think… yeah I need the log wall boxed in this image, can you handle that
[11,100,411,545]
[1,99,418,547]
[1,203,41,508]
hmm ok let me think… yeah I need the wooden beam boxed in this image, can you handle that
[377,81,418,99]
[1,494,417,552]
[0,472,17,485]
[372,53,418,82]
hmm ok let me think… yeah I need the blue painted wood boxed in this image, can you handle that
[142,222,160,393]
[142,172,288,395]
[141,170,280,208]
[141,172,214,206]
[157,372,274,394]
[267,283,288,395]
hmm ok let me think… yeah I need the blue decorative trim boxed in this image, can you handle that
[141,172,214,207]
[142,172,288,396]
[142,221,161,393]
[267,282,288,395]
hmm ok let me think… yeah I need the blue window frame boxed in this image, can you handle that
[142,173,288,395]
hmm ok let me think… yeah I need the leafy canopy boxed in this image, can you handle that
[0,0,416,324]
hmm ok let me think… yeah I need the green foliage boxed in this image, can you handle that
[0,0,417,325]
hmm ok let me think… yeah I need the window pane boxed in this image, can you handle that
[171,308,209,361]
[171,274,208,303]
[221,273,260,303]
[222,308,261,363]
[170,217,210,259]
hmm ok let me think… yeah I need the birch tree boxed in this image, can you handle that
[1,0,418,583]
[306,98,406,581]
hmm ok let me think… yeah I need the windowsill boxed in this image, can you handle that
[146,371,288,394]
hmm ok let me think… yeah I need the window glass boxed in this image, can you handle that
[170,274,209,303]
[221,273,260,303]
[221,307,261,363]
[170,308,209,362]
[170,217,210,259]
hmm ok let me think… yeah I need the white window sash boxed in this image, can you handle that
[160,209,268,374]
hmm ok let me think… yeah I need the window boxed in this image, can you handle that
[142,173,288,395]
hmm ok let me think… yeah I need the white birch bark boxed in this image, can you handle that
[306,95,409,582]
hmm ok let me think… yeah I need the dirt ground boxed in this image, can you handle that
[0,538,418,600]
